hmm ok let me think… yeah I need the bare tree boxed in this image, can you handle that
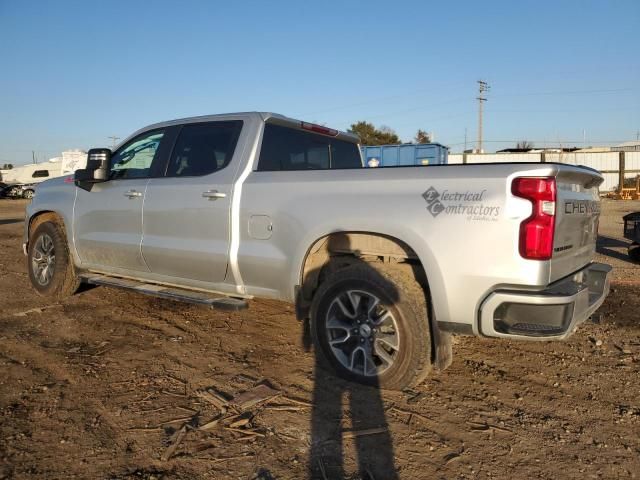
[516,140,534,149]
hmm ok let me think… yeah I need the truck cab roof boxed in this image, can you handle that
[137,112,359,147]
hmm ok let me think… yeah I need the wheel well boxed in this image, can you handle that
[298,232,423,308]
[29,211,64,238]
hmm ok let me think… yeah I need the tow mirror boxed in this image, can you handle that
[75,148,111,189]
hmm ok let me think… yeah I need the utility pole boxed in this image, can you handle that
[108,136,120,148]
[32,150,37,164]
[477,80,490,153]
[464,127,468,152]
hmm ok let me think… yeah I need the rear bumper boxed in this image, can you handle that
[479,262,612,340]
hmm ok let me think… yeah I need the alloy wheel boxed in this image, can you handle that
[324,289,400,377]
[31,233,55,286]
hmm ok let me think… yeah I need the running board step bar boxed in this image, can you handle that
[79,274,248,311]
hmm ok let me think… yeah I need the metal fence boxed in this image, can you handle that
[448,151,640,192]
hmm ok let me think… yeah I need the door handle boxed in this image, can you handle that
[202,190,226,200]
[124,190,142,198]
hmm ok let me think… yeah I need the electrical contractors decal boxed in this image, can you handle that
[422,186,500,221]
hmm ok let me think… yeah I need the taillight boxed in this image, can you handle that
[511,177,556,260]
[300,122,338,137]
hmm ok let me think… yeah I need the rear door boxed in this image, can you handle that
[141,121,243,283]
[550,167,602,281]
[74,129,169,271]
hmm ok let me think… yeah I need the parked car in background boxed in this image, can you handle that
[1,183,36,199]
[20,184,36,199]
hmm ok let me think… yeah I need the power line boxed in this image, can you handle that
[355,98,468,122]
[500,87,636,98]
[299,86,636,119]
[297,82,472,117]
[446,138,628,146]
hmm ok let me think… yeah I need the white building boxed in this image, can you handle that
[0,149,87,185]
[612,141,640,152]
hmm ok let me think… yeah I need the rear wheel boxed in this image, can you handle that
[310,263,432,390]
[27,220,80,298]
[629,242,640,263]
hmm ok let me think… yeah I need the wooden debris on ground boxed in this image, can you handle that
[229,412,253,429]
[199,414,224,431]
[224,426,265,437]
[232,383,280,410]
[342,427,388,439]
[264,404,303,412]
[196,387,230,413]
[161,425,188,461]
[151,380,303,459]
[209,453,255,464]
[467,420,513,434]
[279,395,312,408]
[443,451,462,465]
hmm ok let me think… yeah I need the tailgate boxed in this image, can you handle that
[550,167,602,282]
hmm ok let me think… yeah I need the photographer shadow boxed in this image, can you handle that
[302,235,400,480]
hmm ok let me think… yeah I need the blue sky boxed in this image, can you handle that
[1,0,638,164]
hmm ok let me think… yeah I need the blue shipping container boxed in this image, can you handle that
[361,143,448,167]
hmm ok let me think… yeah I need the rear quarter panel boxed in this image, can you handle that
[239,164,566,329]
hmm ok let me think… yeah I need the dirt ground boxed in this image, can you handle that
[1,198,639,480]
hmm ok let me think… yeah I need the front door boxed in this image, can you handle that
[73,129,168,272]
[142,120,243,283]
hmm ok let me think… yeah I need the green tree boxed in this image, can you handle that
[414,129,432,144]
[349,121,401,145]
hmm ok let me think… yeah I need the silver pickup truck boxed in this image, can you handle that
[23,112,611,389]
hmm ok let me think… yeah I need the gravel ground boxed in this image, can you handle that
[0,198,638,480]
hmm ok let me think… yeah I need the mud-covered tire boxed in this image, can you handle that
[310,262,432,390]
[27,220,80,299]
[629,242,640,263]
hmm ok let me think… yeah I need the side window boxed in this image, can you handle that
[258,124,329,171]
[32,170,50,178]
[166,121,243,177]
[110,130,165,180]
[257,124,361,171]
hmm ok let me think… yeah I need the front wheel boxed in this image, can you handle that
[22,189,35,199]
[310,263,432,390]
[27,220,80,298]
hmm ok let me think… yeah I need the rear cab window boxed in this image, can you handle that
[257,123,362,171]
